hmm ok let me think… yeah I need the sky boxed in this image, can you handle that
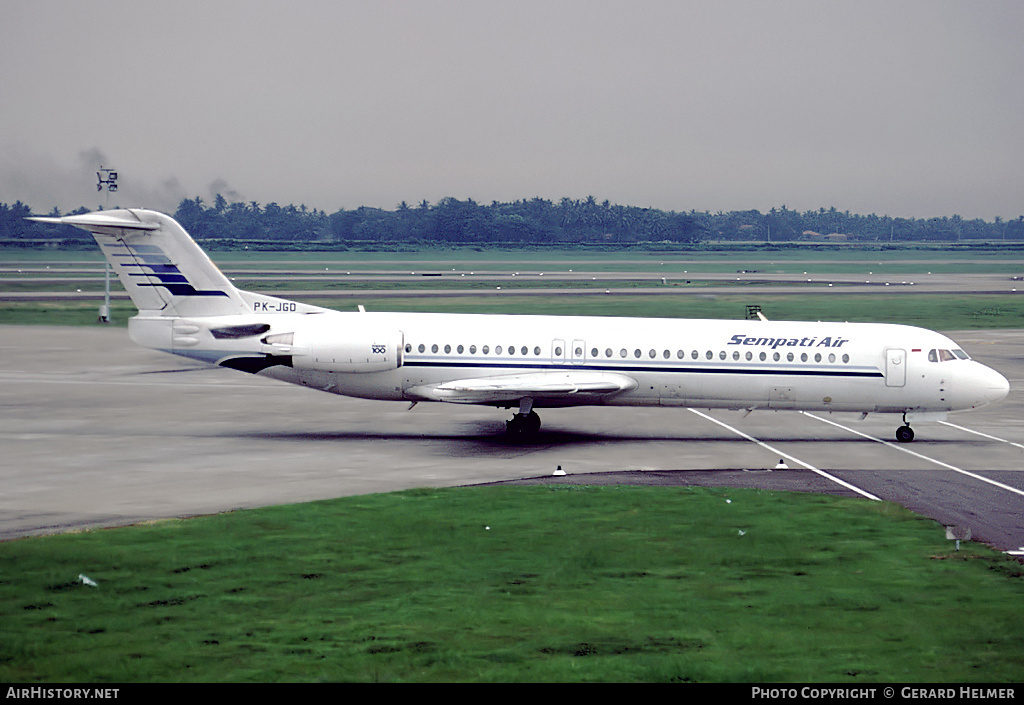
[2,0,1022,220]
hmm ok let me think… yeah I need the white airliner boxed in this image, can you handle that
[32,208,1009,442]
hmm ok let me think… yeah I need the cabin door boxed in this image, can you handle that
[885,348,906,387]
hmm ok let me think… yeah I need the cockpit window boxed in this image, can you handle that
[928,348,968,362]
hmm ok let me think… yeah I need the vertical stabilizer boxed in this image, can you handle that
[31,209,248,317]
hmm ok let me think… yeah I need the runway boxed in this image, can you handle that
[1,324,1021,555]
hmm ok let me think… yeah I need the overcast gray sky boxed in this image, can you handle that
[2,0,1022,220]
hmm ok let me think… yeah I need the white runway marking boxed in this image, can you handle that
[801,412,1024,499]
[687,408,882,501]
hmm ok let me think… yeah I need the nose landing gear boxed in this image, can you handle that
[896,413,915,443]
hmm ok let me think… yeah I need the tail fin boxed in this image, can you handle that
[31,209,249,317]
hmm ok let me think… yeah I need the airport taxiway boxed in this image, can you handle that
[1,325,1021,554]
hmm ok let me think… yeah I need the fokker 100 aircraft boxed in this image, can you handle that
[32,209,1009,442]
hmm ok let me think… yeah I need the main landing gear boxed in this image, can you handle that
[505,397,541,437]
[506,410,541,436]
[895,413,915,443]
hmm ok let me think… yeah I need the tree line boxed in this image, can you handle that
[4,196,1024,247]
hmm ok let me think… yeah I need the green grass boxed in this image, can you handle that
[1,486,1022,682]
[3,293,1023,331]
[4,245,1022,328]
[5,244,1023,273]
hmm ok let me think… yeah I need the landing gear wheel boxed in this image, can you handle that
[895,425,915,443]
[506,410,541,437]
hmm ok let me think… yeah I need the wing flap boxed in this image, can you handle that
[407,370,637,404]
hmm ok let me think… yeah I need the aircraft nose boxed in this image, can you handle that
[980,365,1010,405]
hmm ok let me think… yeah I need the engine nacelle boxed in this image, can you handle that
[289,326,404,374]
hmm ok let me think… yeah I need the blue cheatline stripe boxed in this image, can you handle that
[403,358,883,379]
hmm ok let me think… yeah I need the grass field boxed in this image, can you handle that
[4,246,1022,682]
[3,293,1023,331]
[4,244,1024,273]
[2,485,1023,683]
[4,246,1022,329]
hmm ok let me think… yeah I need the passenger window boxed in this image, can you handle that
[706,350,713,360]
[418,343,425,353]
[431,344,439,353]
[483,345,490,354]
[457,345,464,354]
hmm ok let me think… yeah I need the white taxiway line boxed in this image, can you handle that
[939,420,1024,450]
[687,408,882,502]
[801,412,1024,499]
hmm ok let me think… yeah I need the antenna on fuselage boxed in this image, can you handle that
[746,305,768,321]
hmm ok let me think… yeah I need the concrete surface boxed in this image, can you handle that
[1,325,1021,554]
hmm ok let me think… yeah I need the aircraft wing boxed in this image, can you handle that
[406,370,637,405]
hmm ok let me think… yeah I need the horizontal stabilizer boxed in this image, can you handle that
[29,211,160,231]
[29,208,249,316]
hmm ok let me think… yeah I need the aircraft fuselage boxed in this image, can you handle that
[129,310,1009,419]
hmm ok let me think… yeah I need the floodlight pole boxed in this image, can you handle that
[96,166,118,323]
